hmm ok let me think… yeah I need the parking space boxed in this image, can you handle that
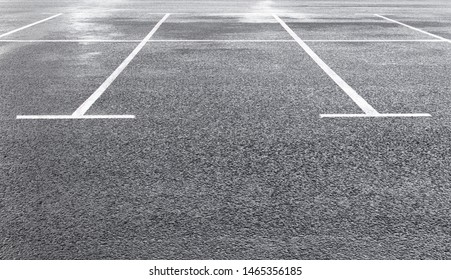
[2,13,163,41]
[279,14,436,40]
[152,14,292,40]
[0,43,137,118]
[0,12,61,37]
[309,42,451,116]
[381,14,451,40]
[90,42,356,121]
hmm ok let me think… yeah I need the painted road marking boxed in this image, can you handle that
[0,39,446,43]
[0,39,293,43]
[71,13,170,117]
[149,39,445,43]
[320,113,432,118]
[0,14,63,39]
[149,39,295,42]
[303,39,444,43]
[0,39,143,43]
[375,14,451,43]
[17,115,135,119]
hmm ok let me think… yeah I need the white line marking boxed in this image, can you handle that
[320,113,432,118]
[375,14,451,43]
[0,14,63,39]
[0,39,445,43]
[150,39,295,42]
[273,14,379,115]
[304,39,445,42]
[17,115,135,119]
[0,39,293,43]
[71,13,170,117]
[146,12,274,15]
[0,39,142,43]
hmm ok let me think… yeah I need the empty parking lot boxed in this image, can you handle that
[1,0,451,259]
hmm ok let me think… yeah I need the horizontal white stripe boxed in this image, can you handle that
[16,115,136,119]
[320,113,432,118]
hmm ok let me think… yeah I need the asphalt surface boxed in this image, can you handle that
[1,0,451,259]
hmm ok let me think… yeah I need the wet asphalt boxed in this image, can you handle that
[1,0,451,259]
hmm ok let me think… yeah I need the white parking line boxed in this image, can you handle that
[304,39,444,43]
[0,39,142,43]
[151,39,444,43]
[320,113,431,118]
[17,115,135,119]
[0,39,293,43]
[375,14,451,43]
[0,13,62,39]
[71,13,170,117]
[0,39,445,43]
[150,39,294,42]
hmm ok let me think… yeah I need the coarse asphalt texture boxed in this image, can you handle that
[1,0,451,259]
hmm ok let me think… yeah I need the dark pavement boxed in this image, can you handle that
[1,0,451,259]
